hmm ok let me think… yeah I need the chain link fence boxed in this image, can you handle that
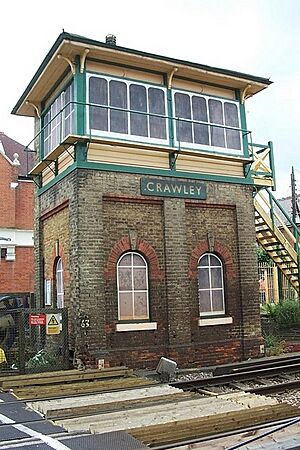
[0,304,69,375]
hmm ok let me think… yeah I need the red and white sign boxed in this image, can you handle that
[29,314,46,326]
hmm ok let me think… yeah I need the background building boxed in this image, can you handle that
[0,132,34,299]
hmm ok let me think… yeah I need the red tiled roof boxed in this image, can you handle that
[0,132,34,176]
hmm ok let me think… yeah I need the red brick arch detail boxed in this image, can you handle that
[104,236,164,281]
[188,239,236,280]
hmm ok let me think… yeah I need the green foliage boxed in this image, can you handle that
[256,246,272,264]
[266,300,300,327]
[25,349,56,369]
[262,332,286,356]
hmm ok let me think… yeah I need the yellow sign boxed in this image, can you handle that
[46,314,61,335]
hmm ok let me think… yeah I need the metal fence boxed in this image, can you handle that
[258,263,298,304]
[0,307,69,374]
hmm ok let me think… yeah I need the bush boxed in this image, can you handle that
[267,300,300,327]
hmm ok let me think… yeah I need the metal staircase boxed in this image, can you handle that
[254,189,300,293]
[249,141,300,293]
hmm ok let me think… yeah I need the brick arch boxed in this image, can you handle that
[105,236,164,281]
[188,239,236,280]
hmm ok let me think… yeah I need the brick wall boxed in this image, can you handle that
[0,156,18,228]
[0,247,34,293]
[0,155,34,295]
[41,204,70,308]
[37,169,262,368]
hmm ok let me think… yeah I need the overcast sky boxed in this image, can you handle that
[1,0,299,199]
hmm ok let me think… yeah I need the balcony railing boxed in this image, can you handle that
[25,101,275,188]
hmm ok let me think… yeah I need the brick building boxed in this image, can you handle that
[0,132,34,297]
[12,33,276,368]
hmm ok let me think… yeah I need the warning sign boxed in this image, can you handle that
[46,314,61,335]
[29,314,46,326]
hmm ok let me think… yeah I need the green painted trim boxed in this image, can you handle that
[268,141,276,191]
[77,160,254,185]
[75,141,88,163]
[74,56,86,136]
[38,162,77,195]
[166,87,176,169]
[12,32,272,116]
[237,90,249,159]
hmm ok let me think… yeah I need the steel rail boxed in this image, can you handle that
[171,362,300,390]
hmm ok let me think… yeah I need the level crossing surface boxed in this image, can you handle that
[0,392,146,450]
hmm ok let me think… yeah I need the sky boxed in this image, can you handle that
[1,0,300,199]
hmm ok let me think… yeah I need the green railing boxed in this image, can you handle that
[249,142,276,190]
[25,101,252,161]
[256,188,300,287]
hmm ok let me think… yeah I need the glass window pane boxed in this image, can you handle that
[133,254,144,266]
[211,268,222,288]
[212,290,224,312]
[198,255,209,266]
[174,93,192,143]
[209,99,225,148]
[211,126,225,147]
[134,292,148,319]
[199,290,211,313]
[119,254,131,266]
[224,103,239,127]
[149,88,166,139]
[198,268,210,289]
[133,268,147,290]
[208,99,223,124]
[192,96,209,144]
[209,255,221,267]
[89,77,108,131]
[119,292,133,320]
[130,84,148,137]
[226,129,241,150]
[118,268,132,291]
[192,96,208,121]
[194,123,209,145]
[109,80,128,134]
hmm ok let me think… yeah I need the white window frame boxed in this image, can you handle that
[197,253,225,316]
[86,73,169,146]
[117,251,149,321]
[43,84,74,156]
[172,89,243,156]
[56,257,64,309]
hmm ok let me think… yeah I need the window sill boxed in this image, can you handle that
[198,316,233,327]
[116,322,157,332]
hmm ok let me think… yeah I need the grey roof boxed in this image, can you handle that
[0,132,34,176]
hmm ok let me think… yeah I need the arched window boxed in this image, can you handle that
[55,258,64,308]
[117,252,149,321]
[197,253,225,316]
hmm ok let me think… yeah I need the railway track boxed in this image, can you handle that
[0,355,300,449]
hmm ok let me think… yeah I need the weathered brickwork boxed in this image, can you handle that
[36,169,261,368]
[41,205,70,308]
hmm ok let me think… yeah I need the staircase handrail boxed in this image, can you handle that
[263,189,300,240]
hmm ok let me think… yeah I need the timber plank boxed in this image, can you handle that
[129,403,300,446]
[13,378,156,400]
[0,366,129,384]
[1,368,133,389]
[46,392,196,420]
